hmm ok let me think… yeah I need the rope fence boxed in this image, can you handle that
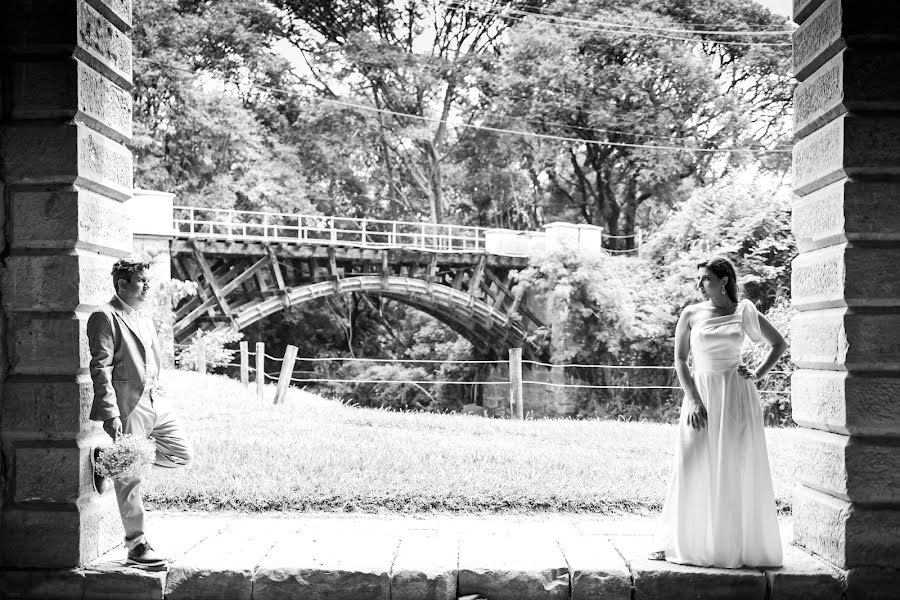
[176,341,793,412]
[186,352,789,374]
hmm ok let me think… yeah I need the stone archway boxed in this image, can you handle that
[0,1,898,594]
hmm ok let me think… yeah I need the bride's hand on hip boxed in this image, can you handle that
[685,397,708,430]
[738,364,757,381]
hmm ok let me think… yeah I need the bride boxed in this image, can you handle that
[652,256,786,568]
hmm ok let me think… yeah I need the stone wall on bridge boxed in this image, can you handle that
[481,363,577,418]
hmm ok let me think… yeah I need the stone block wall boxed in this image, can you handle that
[0,0,134,567]
[481,364,578,418]
[789,0,900,592]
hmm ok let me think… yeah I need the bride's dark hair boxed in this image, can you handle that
[697,256,739,303]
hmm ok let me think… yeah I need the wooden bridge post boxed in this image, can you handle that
[509,348,523,420]
[274,345,299,404]
[256,342,266,401]
[240,341,249,388]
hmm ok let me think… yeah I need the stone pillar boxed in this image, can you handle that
[789,0,900,593]
[0,0,134,567]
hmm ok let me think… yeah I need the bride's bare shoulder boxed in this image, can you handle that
[680,301,707,314]
[679,302,706,323]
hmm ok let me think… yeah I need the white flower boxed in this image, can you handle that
[95,434,157,482]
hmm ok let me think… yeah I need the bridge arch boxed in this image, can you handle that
[171,240,545,358]
[224,276,533,356]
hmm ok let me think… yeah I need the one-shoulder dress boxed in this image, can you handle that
[656,298,783,568]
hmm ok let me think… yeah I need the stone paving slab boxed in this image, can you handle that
[765,544,843,600]
[557,534,632,600]
[93,512,232,567]
[166,518,299,600]
[0,569,88,600]
[391,530,458,600]
[3,512,848,600]
[81,564,166,600]
[0,563,166,600]
[458,531,570,600]
[611,535,768,600]
[252,519,403,600]
[149,513,234,561]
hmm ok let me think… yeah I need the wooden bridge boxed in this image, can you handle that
[170,207,547,357]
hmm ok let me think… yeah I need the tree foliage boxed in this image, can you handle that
[514,169,795,422]
[488,0,793,247]
[273,0,543,223]
[642,168,795,312]
[132,0,799,421]
[132,0,314,213]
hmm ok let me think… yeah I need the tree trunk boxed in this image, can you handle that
[620,181,638,251]
[429,160,444,224]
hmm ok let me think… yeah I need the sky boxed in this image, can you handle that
[756,0,792,18]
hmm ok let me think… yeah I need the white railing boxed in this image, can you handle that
[173,206,485,253]
[171,206,642,257]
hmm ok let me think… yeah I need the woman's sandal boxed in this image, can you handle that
[647,550,666,561]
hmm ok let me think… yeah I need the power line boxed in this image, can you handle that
[443,0,794,32]
[314,95,791,154]
[487,111,745,146]
[438,1,793,46]
[447,0,794,36]
[304,90,790,149]
[135,57,791,155]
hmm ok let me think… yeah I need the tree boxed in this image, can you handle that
[488,0,793,247]
[132,0,315,213]
[642,167,795,312]
[274,0,543,223]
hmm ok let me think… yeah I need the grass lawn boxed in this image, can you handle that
[144,370,798,514]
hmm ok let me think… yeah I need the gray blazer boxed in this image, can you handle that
[87,296,164,422]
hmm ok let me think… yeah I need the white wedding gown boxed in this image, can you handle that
[656,299,783,568]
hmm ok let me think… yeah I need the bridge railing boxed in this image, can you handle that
[173,206,485,252]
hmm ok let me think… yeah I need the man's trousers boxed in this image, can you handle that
[116,392,192,549]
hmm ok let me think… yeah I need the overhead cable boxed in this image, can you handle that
[438,0,794,35]
[443,0,794,36]
[136,57,791,155]
[437,1,793,46]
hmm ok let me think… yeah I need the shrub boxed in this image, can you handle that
[176,328,244,371]
[330,363,433,411]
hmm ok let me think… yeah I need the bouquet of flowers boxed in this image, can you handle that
[94,434,157,482]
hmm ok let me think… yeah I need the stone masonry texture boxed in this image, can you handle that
[0,0,134,567]
[790,0,900,586]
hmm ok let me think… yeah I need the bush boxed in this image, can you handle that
[177,328,244,371]
[329,363,432,410]
[511,169,797,424]
[742,296,795,426]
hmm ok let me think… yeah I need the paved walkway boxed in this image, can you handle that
[2,512,843,599]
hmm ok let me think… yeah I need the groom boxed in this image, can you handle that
[88,258,193,567]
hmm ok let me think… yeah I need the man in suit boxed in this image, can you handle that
[88,258,193,567]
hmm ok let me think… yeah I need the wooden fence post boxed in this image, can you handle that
[274,345,299,405]
[197,342,207,374]
[256,342,265,402]
[240,341,249,388]
[509,348,523,420]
